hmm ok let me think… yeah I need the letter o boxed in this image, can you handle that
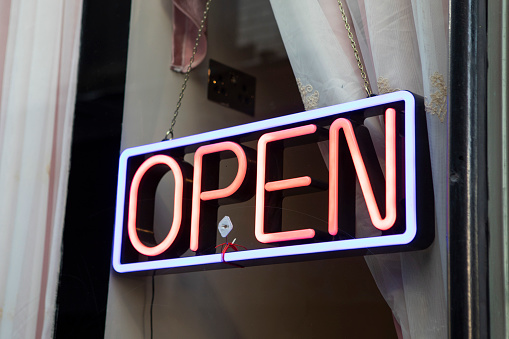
[128,155,184,256]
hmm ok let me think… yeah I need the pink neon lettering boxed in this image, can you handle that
[328,108,397,234]
[128,155,184,256]
[255,125,317,243]
[265,177,312,192]
[190,142,248,251]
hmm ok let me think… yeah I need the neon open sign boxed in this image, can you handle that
[113,91,434,274]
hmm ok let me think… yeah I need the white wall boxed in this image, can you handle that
[105,1,396,338]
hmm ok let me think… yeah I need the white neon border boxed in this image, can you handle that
[112,91,417,273]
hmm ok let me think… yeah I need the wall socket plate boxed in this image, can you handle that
[207,59,256,116]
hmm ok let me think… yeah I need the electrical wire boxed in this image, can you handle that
[150,271,155,339]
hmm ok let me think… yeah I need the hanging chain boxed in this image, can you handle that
[337,0,372,97]
[163,0,213,141]
[163,0,369,141]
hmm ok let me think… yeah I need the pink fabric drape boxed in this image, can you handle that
[0,0,82,337]
[171,0,208,72]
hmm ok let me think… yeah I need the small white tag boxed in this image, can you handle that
[218,216,233,238]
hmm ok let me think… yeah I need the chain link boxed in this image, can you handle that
[163,0,213,141]
[337,0,372,97]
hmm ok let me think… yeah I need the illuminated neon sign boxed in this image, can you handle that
[113,91,434,274]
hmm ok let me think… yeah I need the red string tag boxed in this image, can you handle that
[215,239,247,268]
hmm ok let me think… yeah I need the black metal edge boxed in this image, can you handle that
[448,0,489,337]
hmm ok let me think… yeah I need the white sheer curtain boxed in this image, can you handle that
[0,0,83,337]
[270,1,448,338]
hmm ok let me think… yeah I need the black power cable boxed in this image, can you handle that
[150,271,155,339]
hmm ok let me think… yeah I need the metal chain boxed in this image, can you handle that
[337,0,372,97]
[163,0,213,141]
[163,0,369,141]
